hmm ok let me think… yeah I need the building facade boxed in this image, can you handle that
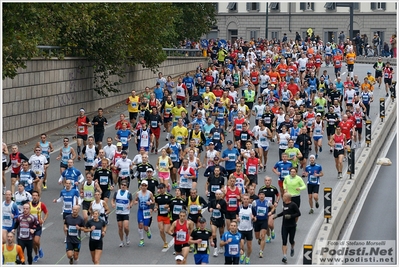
[208,2,397,45]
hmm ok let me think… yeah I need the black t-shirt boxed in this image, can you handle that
[85,219,106,241]
[258,185,279,203]
[92,116,108,132]
[154,193,173,217]
[191,228,212,254]
[65,215,85,243]
[276,201,301,228]
[148,114,163,129]
[94,169,113,189]
[207,175,225,198]
[169,198,187,221]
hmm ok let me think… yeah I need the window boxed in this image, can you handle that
[269,3,279,10]
[246,2,260,11]
[213,3,219,13]
[371,2,386,10]
[353,2,360,10]
[227,2,237,11]
[300,2,314,11]
[250,30,259,40]
[271,31,279,40]
[324,2,336,10]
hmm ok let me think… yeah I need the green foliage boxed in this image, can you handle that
[2,3,216,96]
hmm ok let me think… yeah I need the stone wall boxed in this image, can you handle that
[2,57,208,144]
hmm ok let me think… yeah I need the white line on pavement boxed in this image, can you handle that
[42,222,53,231]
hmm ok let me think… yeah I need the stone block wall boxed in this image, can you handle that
[2,56,208,144]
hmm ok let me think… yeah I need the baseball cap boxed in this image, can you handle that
[146,168,154,172]
[204,97,209,100]
[271,84,275,87]
[79,108,85,113]
[199,217,206,223]
[367,70,371,74]
[141,180,148,185]
[157,183,166,189]
[116,142,123,147]
[316,113,322,116]
[227,140,233,145]
[121,150,128,155]
[309,154,316,159]
[175,255,184,261]
[177,100,182,105]
[209,142,214,145]
[140,119,146,124]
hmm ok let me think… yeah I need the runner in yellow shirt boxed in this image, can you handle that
[171,118,189,150]
[126,90,140,124]
[171,100,188,127]
[345,49,356,79]
[202,87,216,104]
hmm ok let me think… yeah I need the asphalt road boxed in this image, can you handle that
[3,63,396,265]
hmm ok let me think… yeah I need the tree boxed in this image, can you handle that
[2,3,216,96]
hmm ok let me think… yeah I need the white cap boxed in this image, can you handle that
[309,154,316,159]
[141,180,148,185]
[175,255,184,261]
[316,113,322,116]
[79,108,85,113]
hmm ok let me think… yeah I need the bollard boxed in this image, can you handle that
[380,98,385,122]
[324,187,332,223]
[347,148,355,178]
[303,245,313,265]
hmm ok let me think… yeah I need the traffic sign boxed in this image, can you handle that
[324,187,332,221]
[365,120,371,146]
[201,39,209,49]
[303,244,313,264]
[347,148,355,178]
[218,39,227,49]
[380,98,385,122]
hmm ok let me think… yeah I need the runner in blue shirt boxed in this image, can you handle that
[221,140,240,177]
[272,153,293,199]
[220,220,242,265]
[303,155,323,214]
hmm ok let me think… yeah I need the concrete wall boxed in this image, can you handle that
[2,57,208,144]
[313,97,397,264]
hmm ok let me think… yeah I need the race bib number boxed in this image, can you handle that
[236,124,242,131]
[248,166,256,175]
[198,240,208,251]
[143,209,151,219]
[91,229,101,240]
[19,228,30,239]
[78,126,85,133]
[68,226,78,236]
[309,175,317,183]
[257,206,267,216]
[211,185,219,193]
[121,169,129,176]
[189,205,199,214]
[281,170,289,177]
[159,204,167,214]
[228,154,236,161]
[120,137,128,145]
[100,176,108,185]
[229,244,239,255]
[228,198,237,207]
[173,205,182,215]
[176,231,187,242]
[335,143,343,150]
[170,154,177,161]
[212,210,221,218]
[64,203,72,211]
[151,121,158,128]
[176,136,183,143]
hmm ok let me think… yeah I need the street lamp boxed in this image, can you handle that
[335,3,354,39]
[265,2,268,39]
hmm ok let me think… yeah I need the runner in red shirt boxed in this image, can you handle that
[250,67,260,93]
[228,111,246,147]
[245,150,263,190]
[338,114,355,160]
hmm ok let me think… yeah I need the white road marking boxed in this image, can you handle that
[42,222,53,231]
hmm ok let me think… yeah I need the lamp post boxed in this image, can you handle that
[336,3,354,39]
[265,2,269,39]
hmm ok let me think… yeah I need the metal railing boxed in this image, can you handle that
[36,46,203,58]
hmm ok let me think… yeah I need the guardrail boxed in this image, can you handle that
[36,46,203,58]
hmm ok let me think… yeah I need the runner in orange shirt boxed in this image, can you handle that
[345,48,356,79]
[276,58,288,82]
[268,66,281,88]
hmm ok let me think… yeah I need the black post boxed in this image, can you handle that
[265,3,269,39]
[349,3,353,39]
[380,98,385,122]
[347,148,355,178]
[324,188,332,223]
[365,120,371,147]
[303,245,313,264]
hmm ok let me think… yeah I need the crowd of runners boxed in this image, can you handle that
[2,34,396,265]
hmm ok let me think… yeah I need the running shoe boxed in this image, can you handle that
[151,147,155,153]
[339,173,343,179]
[2,186,5,195]
[282,256,287,263]
[271,229,275,239]
[33,255,39,263]
[147,229,152,239]
[213,248,218,257]
[39,248,44,258]
[259,251,263,258]
[309,208,314,214]
[139,239,144,247]
[353,143,357,149]
[64,237,67,243]
[316,201,319,209]
[126,237,130,246]
[163,242,169,249]
[218,247,224,254]
[330,147,333,153]
[119,242,124,247]
[386,93,389,97]
[315,154,318,159]
[77,156,81,161]
[240,254,246,264]
[245,257,250,264]
[290,248,295,257]
[43,184,47,190]
[69,257,74,265]
[266,236,271,243]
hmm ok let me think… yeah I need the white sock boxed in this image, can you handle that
[138,228,144,239]
[73,259,78,265]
